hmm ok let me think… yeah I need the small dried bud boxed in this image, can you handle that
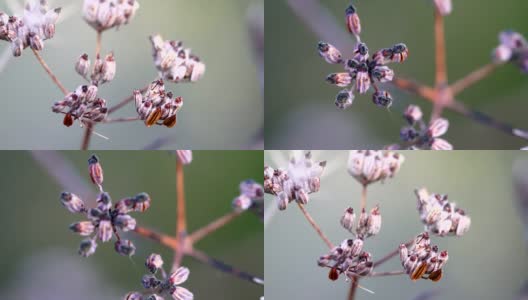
[115,239,136,256]
[114,214,137,232]
[499,30,527,50]
[102,52,116,83]
[318,41,343,64]
[141,274,161,289]
[345,5,361,37]
[69,221,95,236]
[428,118,449,138]
[277,192,289,211]
[124,292,143,300]
[29,33,44,51]
[145,294,163,300]
[239,179,264,199]
[97,220,113,242]
[326,72,352,87]
[404,105,423,124]
[335,89,354,110]
[96,192,112,211]
[169,267,190,286]
[493,44,513,63]
[340,207,355,232]
[371,66,394,82]
[76,53,91,77]
[366,205,382,236]
[433,0,452,16]
[170,286,194,300]
[391,43,409,63]
[430,138,453,150]
[60,192,86,213]
[355,65,371,94]
[11,38,22,57]
[400,126,419,142]
[132,192,151,212]
[176,150,193,165]
[88,154,104,187]
[145,253,164,274]
[295,188,309,205]
[78,238,97,257]
[372,90,393,108]
[232,194,252,211]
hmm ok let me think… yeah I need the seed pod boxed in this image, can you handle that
[97,220,113,242]
[404,105,423,124]
[141,274,161,289]
[326,73,352,87]
[372,91,393,108]
[366,206,382,236]
[391,43,409,63]
[371,66,394,82]
[29,33,44,51]
[340,207,356,232]
[78,238,97,257]
[353,43,369,62]
[169,266,190,286]
[60,192,86,213]
[124,292,143,300]
[102,52,116,82]
[328,267,339,281]
[11,38,22,57]
[355,66,370,94]
[114,214,137,232]
[132,192,151,212]
[430,138,453,150]
[296,188,309,205]
[115,239,136,256]
[232,194,252,211]
[176,150,192,165]
[190,60,206,82]
[88,154,104,186]
[277,191,289,211]
[345,5,361,36]
[63,113,74,127]
[335,89,354,110]
[44,23,55,39]
[69,221,95,236]
[75,54,91,77]
[410,262,428,281]
[86,85,98,102]
[145,107,162,127]
[317,41,343,64]
[96,192,112,211]
[428,118,449,138]
[145,253,164,274]
[428,268,443,282]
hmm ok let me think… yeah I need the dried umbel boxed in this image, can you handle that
[0,1,61,57]
[125,254,193,300]
[82,0,140,32]
[232,179,264,219]
[317,240,373,281]
[75,52,117,86]
[493,30,528,73]
[60,154,152,257]
[399,232,448,282]
[134,79,183,128]
[150,34,206,83]
[51,84,108,127]
[347,150,404,186]
[389,105,453,150]
[340,205,382,239]
[264,151,326,210]
[415,188,471,237]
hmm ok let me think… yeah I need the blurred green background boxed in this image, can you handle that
[0,151,263,299]
[265,151,528,300]
[265,0,528,149]
[0,0,263,149]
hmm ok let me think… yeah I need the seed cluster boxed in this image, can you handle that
[493,30,528,73]
[317,239,374,281]
[340,205,381,240]
[399,232,448,282]
[232,180,265,220]
[82,0,139,32]
[60,155,151,257]
[264,151,326,210]
[75,52,117,86]
[52,84,108,127]
[150,34,206,83]
[347,150,404,186]
[317,4,408,109]
[415,188,471,237]
[125,253,193,300]
[0,1,61,57]
[134,79,183,128]
[388,105,453,150]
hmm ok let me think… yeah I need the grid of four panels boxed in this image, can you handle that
[0,0,527,299]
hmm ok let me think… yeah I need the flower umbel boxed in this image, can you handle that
[134,79,183,128]
[492,30,528,73]
[125,253,194,300]
[0,0,61,57]
[415,187,471,236]
[264,151,326,210]
[82,0,140,32]
[317,239,374,281]
[60,154,151,257]
[51,84,108,127]
[399,232,448,282]
[347,150,404,186]
[232,179,264,220]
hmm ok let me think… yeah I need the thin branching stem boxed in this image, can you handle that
[368,270,406,277]
[296,202,334,249]
[434,9,447,86]
[391,77,436,100]
[348,276,359,300]
[32,49,69,95]
[188,211,242,244]
[173,159,187,271]
[133,226,178,250]
[373,238,414,268]
[102,116,141,123]
[108,84,150,114]
[360,185,367,211]
[450,63,499,95]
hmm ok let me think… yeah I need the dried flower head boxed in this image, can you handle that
[51,84,108,127]
[340,205,382,239]
[391,105,453,150]
[135,79,183,128]
[317,239,373,281]
[264,151,326,210]
[150,34,206,83]
[0,1,61,57]
[61,154,151,257]
[415,188,471,237]
[493,30,528,73]
[126,254,193,300]
[347,150,404,186]
[82,0,139,32]
[232,179,264,221]
[399,232,448,282]
[75,52,117,86]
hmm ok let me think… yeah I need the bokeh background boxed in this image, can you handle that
[265,151,528,300]
[0,151,263,299]
[0,0,263,149]
[265,0,528,149]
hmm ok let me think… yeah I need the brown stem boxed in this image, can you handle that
[434,9,447,86]
[373,239,414,268]
[133,226,178,250]
[107,84,150,114]
[296,202,333,249]
[368,270,406,277]
[188,211,242,244]
[102,116,141,123]
[348,276,359,300]
[173,159,187,271]
[390,77,435,101]
[32,49,69,95]
[360,185,367,211]
[450,63,499,95]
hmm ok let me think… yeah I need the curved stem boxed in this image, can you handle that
[188,211,242,244]
[348,276,359,300]
[296,202,333,249]
[373,238,414,268]
[32,49,68,95]
[450,63,499,95]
